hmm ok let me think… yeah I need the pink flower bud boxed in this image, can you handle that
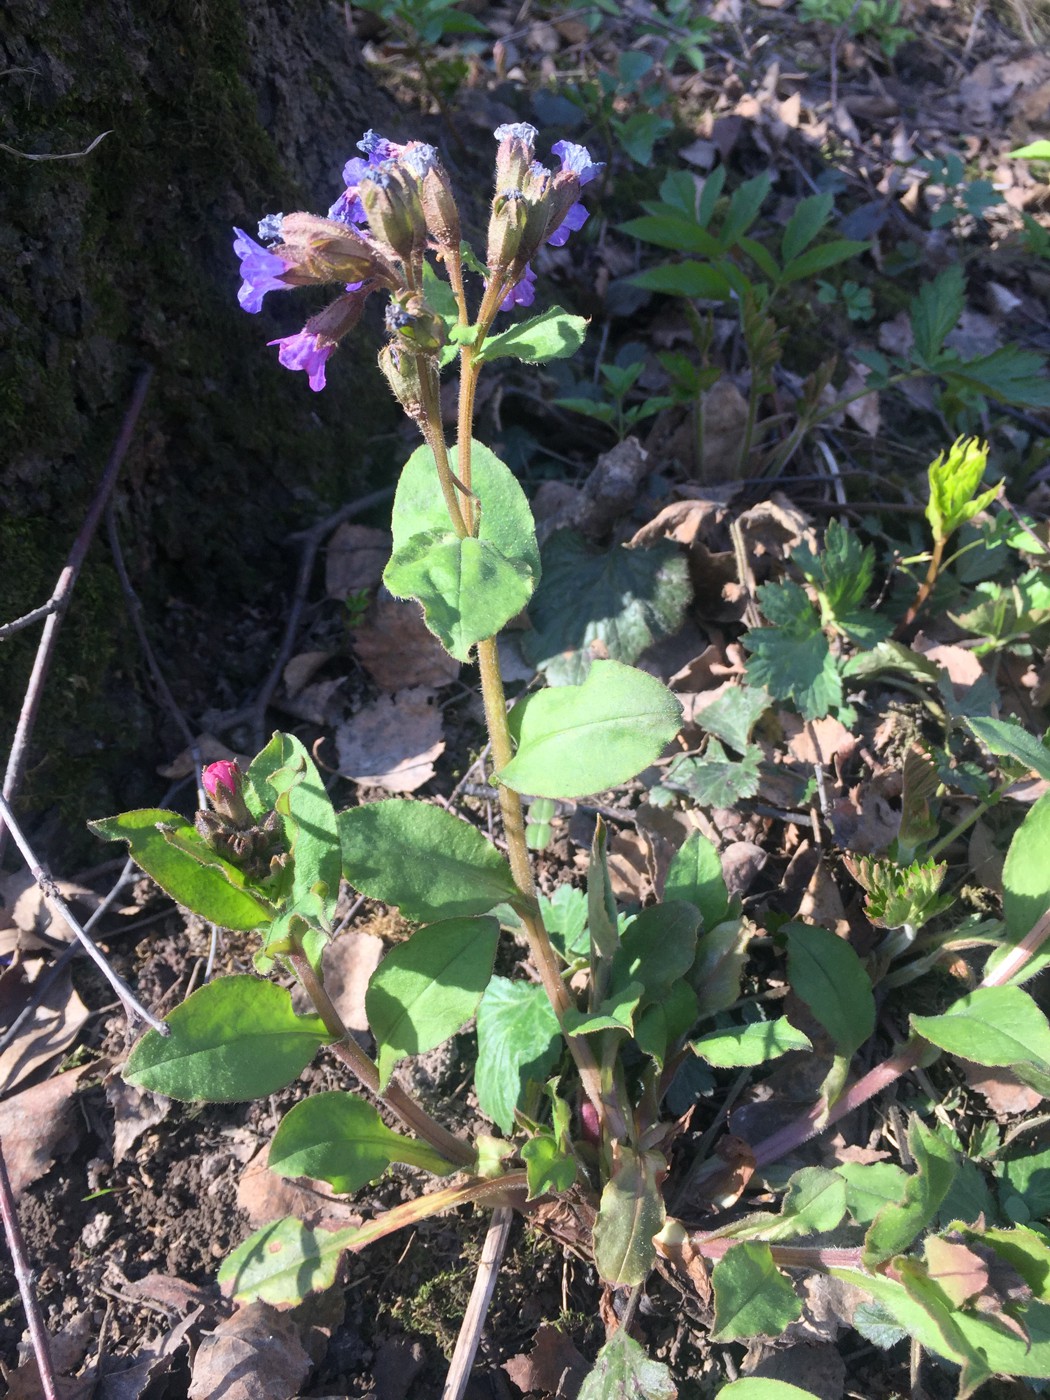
[579,1100,601,1148]
[202,760,240,799]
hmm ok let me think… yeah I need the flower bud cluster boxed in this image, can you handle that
[196,761,285,878]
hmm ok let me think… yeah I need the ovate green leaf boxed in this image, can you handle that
[863,1116,957,1267]
[785,923,874,1059]
[912,985,1050,1072]
[593,1147,666,1286]
[577,1329,678,1400]
[219,1216,357,1306]
[691,1017,811,1068]
[664,830,732,930]
[711,1243,802,1341]
[124,976,330,1102]
[475,977,562,1134]
[478,305,588,363]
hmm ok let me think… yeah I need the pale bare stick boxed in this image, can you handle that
[0,795,168,1035]
[0,368,153,863]
[441,1206,514,1400]
[0,1143,58,1400]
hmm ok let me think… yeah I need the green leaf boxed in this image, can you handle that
[562,982,643,1035]
[124,976,330,1102]
[785,923,875,1059]
[744,582,842,720]
[778,239,868,284]
[620,211,721,257]
[691,1016,811,1068]
[1010,140,1050,159]
[219,1216,358,1306]
[521,531,690,686]
[593,1147,666,1286]
[778,1167,848,1235]
[793,519,879,629]
[540,884,589,962]
[942,346,1050,408]
[1003,791,1050,945]
[577,1329,678,1400]
[388,436,540,585]
[245,732,342,918]
[910,265,965,365]
[967,716,1050,782]
[835,1162,909,1225]
[498,660,683,800]
[780,192,833,264]
[385,529,534,661]
[719,172,772,248]
[611,903,699,1005]
[721,1383,822,1399]
[635,981,700,1065]
[475,977,562,1134]
[863,1116,957,1267]
[338,800,516,924]
[366,916,500,1089]
[89,810,273,930]
[269,1091,452,1192]
[664,830,732,930]
[630,261,733,300]
[662,740,762,806]
[710,1242,802,1341]
[696,685,771,753]
[521,1133,577,1198]
[693,919,753,1018]
[925,436,998,543]
[912,985,1050,1071]
[478,306,587,364]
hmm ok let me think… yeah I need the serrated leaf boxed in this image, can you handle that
[475,977,561,1133]
[662,740,762,806]
[593,1147,666,1285]
[785,923,874,1059]
[744,582,842,720]
[793,518,872,621]
[498,660,683,800]
[611,902,699,1005]
[521,531,690,686]
[863,1116,957,1267]
[577,1329,678,1400]
[912,985,1050,1071]
[478,305,588,363]
[711,1242,802,1341]
[385,529,534,661]
[942,346,1050,408]
[88,810,273,930]
[695,685,771,753]
[910,265,965,365]
[562,982,643,1035]
[366,917,499,1089]
[124,976,330,1102]
[540,884,589,962]
[925,436,999,543]
[691,1016,811,1068]
[778,238,869,284]
[664,830,732,930]
[521,1133,577,1198]
[780,192,834,264]
[338,801,516,925]
[269,1091,452,1192]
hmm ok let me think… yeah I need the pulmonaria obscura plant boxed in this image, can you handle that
[92,125,1050,1396]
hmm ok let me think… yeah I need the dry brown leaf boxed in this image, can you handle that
[786,715,858,769]
[606,828,653,904]
[187,1302,311,1400]
[736,494,817,566]
[503,1324,589,1398]
[797,862,850,938]
[374,1335,427,1400]
[335,688,445,792]
[351,591,460,691]
[0,963,89,1096]
[324,522,390,599]
[274,676,345,726]
[6,1312,96,1399]
[292,931,382,1033]
[913,638,986,698]
[720,841,768,898]
[237,1143,363,1230]
[282,650,333,697]
[106,1076,170,1166]
[2,870,104,944]
[629,497,725,549]
[743,1339,846,1399]
[697,378,749,482]
[96,1307,202,1400]
[960,1060,1044,1115]
[654,1227,712,1307]
[0,1063,94,1197]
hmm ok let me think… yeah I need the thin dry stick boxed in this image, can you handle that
[0,795,167,1035]
[247,484,395,751]
[441,1206,514,1400]
[0,1143,58,1400]
[1,368,153,864]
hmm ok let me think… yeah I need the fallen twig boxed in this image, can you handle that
[441,1206,514,1400]
[0,1141,58,1400]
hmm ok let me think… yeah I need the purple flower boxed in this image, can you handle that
[358,130,406,162]
[546,201,588,248]
[233,227,291,313]
[267,331,335,392]
[500,264,537,311]
[552,140,604,186]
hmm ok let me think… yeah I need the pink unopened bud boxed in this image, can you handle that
[202,760,240,800]
[579,1100,600,1148]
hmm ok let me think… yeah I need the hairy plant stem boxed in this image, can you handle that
[417,353,469,539]
[926,774,1014,861]
[288,950,475,1168]
[455,275,509,529]
[895,534,945,638]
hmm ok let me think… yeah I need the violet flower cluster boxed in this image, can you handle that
[232,126,601,394]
